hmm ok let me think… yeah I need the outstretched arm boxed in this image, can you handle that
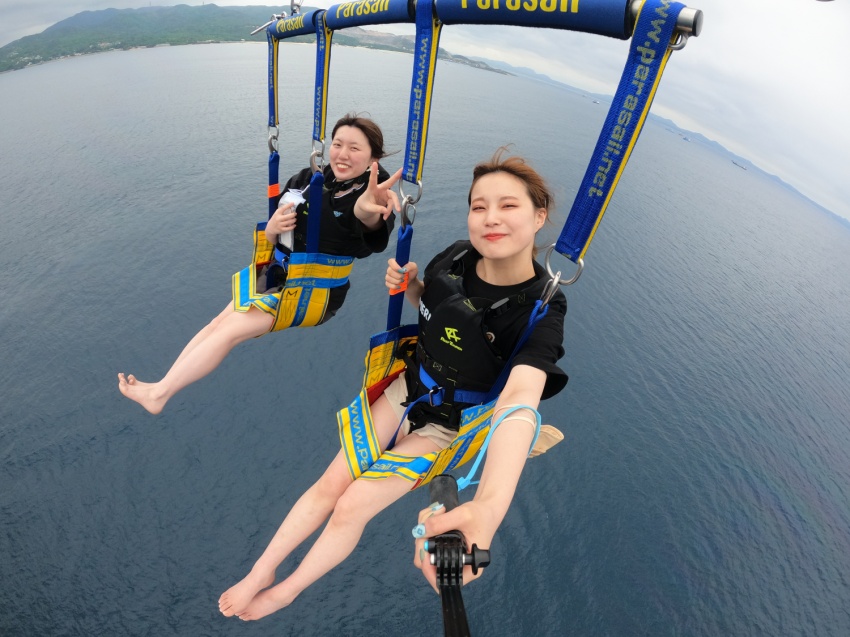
[354,162,402,230]
[412,364,547,591]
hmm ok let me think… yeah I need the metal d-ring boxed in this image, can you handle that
[544,244,583,285]
[399,178,423,206]
[669,32,689,51]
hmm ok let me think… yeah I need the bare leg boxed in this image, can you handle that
[236,416,441,621]
[218,449,354,617]
[118,305,273,414]
[117,305,233,390]
[167,304,234,373]
[219,395,410,617]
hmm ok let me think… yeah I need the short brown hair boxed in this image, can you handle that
[468,147,553,217]
[331,113,387,160]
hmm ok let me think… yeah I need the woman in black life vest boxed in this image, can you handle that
[117,114,401,415]
[217,149,566,620]
[396,150,567,591]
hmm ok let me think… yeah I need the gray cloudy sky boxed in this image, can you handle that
[3,1,849,219]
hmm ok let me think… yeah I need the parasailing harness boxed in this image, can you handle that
[291,0,703,492]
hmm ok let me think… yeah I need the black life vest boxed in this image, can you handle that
[404,243,552,431]
[285,165,391,258]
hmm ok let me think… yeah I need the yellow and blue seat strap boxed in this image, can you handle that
[284,252,354,289]
[555,0,685,263]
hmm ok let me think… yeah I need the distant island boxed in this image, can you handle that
[0,4,509,75]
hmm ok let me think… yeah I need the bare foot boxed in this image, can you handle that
[236,584,294,621]
[218,570,275,618]
[117,373,167,415]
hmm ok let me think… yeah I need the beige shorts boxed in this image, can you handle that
[383,373,456,450]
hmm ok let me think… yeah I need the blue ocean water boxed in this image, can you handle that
[1,43,849,636]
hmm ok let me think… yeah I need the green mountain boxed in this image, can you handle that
[0,4,509,75]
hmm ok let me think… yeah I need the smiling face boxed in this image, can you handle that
[328,125,374,181]
[467,171,547,266]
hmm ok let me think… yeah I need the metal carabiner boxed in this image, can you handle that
[310,140,325,173]
[268,126,279,153]
[400,199,417,229]
[544,244,583,286]
[540,271,562,307]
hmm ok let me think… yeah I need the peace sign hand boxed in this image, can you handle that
[354,162,402,227]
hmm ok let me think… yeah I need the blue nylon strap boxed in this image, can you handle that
[556,0,684,263]
[386,224,413,331]
[382,224,415,451]
[266,30,279,219]
[484,300,549,403]
[384,366,486,451]
[273,247,291,268]
[306,170,325,253]
[386,391,432,451]
[456,405,542,492]
[266,31,278,128]
[419,367,489,406]
[268,151,280,219]
[266,11,331,144]
[402,0,442,185]
[385,341,490,452]
[312,12,332,145]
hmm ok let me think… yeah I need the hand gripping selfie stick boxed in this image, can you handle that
[426,475,491,637]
